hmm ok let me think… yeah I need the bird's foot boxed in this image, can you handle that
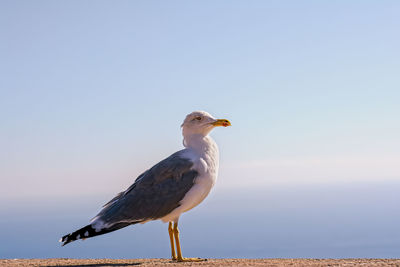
[174,257,207,262]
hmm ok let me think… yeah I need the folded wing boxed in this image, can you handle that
[91,150,198,230]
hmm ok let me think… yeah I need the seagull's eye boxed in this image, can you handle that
[191,116,202,122]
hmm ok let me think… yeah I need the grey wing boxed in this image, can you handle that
[92,150,198,227]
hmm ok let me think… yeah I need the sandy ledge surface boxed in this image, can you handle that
[1,259,400,267]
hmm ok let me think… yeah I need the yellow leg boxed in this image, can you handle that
[173,222,206,262]
[168,222,177,260]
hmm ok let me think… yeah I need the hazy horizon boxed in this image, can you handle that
[2,180,400,259]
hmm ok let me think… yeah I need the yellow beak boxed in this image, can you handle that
[212,119,231,127]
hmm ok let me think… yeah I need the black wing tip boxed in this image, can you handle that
[60,224,104,247]
[60,234,72,246]
[60,223,132,247]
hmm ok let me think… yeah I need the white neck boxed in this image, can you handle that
[183,133,218,157]
[183,133,219,175]
[183,134,211,150]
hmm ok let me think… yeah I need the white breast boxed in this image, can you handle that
[160,136,219,223]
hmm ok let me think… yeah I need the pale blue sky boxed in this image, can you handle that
[1,1,400,199]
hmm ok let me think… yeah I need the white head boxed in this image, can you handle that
[181,111,231,141]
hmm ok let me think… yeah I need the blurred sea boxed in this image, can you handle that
[1,181,399,259]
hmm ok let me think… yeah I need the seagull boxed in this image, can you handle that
[60,111,231,262]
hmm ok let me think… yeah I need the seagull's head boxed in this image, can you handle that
[181,111,231,139]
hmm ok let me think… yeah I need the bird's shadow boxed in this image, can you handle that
[44,263,141,267]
